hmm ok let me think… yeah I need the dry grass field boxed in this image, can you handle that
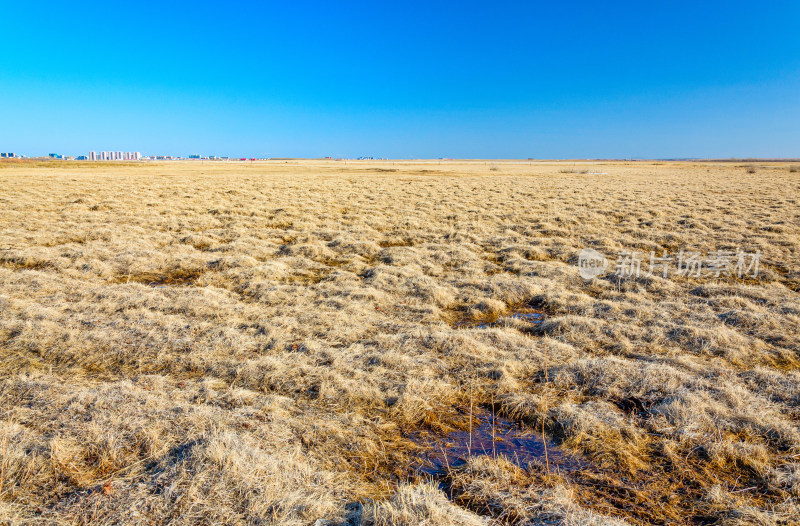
[1,159,799,525]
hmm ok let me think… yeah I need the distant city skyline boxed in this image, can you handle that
[5,150,800,162]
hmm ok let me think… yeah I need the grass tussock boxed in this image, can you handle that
[1,160,799,524]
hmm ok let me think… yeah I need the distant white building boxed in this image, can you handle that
[88,150,143,161]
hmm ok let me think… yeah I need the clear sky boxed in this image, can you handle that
[1,1,798,159]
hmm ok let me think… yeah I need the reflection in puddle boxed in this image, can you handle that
[455,310,545,330]
[508,312,545,324]
[412,410,585,477]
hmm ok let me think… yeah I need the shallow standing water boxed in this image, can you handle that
[454,309,546,330]
[412,409,586,477]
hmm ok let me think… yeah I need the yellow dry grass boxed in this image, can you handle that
[1,159,799,524]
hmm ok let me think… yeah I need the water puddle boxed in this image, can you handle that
[412,409,585,477]
[454,310,545,330]
[507,312,545,324]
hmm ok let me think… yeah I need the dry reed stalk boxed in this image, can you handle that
[468,375,473,457]
[491,391,496,458]
[542,346,550,474]
[0,414,10,497]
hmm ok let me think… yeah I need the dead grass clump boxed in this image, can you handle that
[362,482,485,526]
[707,440,771,477]
[769,463,800,496]
[0,254,52,271]
[378,238,415,248]
[389,378,460,430]
[448,456,631,525]
[48,433,134,488]
[533,315,611,351]
[181,233,215,251]
[551,400,652,473]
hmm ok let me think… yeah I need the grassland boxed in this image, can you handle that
[1,159,799,525]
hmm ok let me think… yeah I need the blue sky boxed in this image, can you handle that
[1,1,798,158]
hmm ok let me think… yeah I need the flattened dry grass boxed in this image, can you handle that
[1,159,799,524]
